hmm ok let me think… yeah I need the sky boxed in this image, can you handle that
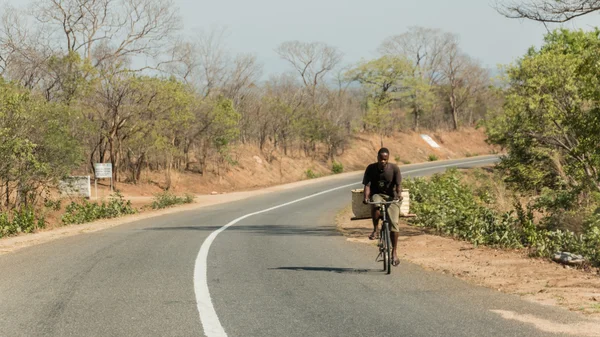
[172,0,599,76]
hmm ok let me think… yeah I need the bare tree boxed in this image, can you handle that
[275,41,342,99]
[440,40,489,130]
[31,0,181,69]
[167,28,232,97]
[274,41,343,156]
[0,5,55,87]
[379,27,454,86]
[223,53,262,105]
[495,0,600,22]
[379,27,456,130]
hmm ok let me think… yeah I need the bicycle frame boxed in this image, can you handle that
[367,200,397,274]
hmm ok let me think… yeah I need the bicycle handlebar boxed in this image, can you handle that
[366,200,400,205]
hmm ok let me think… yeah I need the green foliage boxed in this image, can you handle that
[0,79,82,208]
[346,55,413,136]
[210,96,242,149]
[151,192,195,209]
[406,169,600,266]
[46,51,96,104]
[486,28,600,197]
[0,208,45,238]
[406,169,524,248]
[305,169,318,179]
[61,193,137,225]
[427,154,438,161]
[44,199,62,211]
[332,161,343,174]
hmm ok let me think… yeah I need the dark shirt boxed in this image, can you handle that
[362,162,402,197]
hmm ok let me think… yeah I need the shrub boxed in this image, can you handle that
[62,192,136,225]
[395,155,410,164]
[405,169,600,266]
[332,161,343,174]
[305,169,318,179]
[151,192,195,209]
[428,154,438,161]
[0,208,45,238]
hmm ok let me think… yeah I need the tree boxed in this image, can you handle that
[487,29,600,194]
[346,55,413,140]
[196,96,241,175]
[31,0,181,69]
[0,4,54,88]
[0,79,82,209]
[379,27,455,130]
[496,0,600,23]
[275,41,342,102]
[275,41,343,156]
[123,76,194,186]
[439,41,489,130]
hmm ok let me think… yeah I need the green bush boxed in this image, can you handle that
[0,208,45,238]
[332,161,343,174]
[428,154,438,161]
[151,192,195,209]
[395,155,410,164]
[305,169,318,179]
[44,199,62,211]
[62,192,136,225]
[405,169,600,266]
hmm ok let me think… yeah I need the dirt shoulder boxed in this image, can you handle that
[336,205,600,324]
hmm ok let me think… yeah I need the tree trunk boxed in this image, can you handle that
[108,134,118,190]
[450,93,459,130]
[412,105,420,132]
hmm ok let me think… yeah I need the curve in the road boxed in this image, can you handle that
[194,157,498,337]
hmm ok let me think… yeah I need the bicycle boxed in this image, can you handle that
[367,200,399,275]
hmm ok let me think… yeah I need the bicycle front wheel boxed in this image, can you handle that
[380,227,388,272]
[384,221,392,274]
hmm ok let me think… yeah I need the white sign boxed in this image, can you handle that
[59,176,91,198]
[420,134,441,148]
[94,163,113,178]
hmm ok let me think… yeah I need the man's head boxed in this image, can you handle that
[377,147,390,169]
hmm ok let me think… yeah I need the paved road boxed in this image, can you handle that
[0,156,595,336]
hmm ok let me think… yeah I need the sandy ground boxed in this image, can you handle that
[336,206,600,327]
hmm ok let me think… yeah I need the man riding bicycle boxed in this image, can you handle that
[362,147,402,267]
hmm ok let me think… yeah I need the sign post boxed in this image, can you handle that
[93,163,113,198]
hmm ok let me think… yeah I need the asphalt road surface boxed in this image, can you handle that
[1,156,596,337]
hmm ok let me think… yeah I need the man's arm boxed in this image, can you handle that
[394,165,402,201]
[362,165,371,203]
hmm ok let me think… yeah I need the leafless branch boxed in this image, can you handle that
[495,0,600,23]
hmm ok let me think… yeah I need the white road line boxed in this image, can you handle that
[193,157,497,337]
